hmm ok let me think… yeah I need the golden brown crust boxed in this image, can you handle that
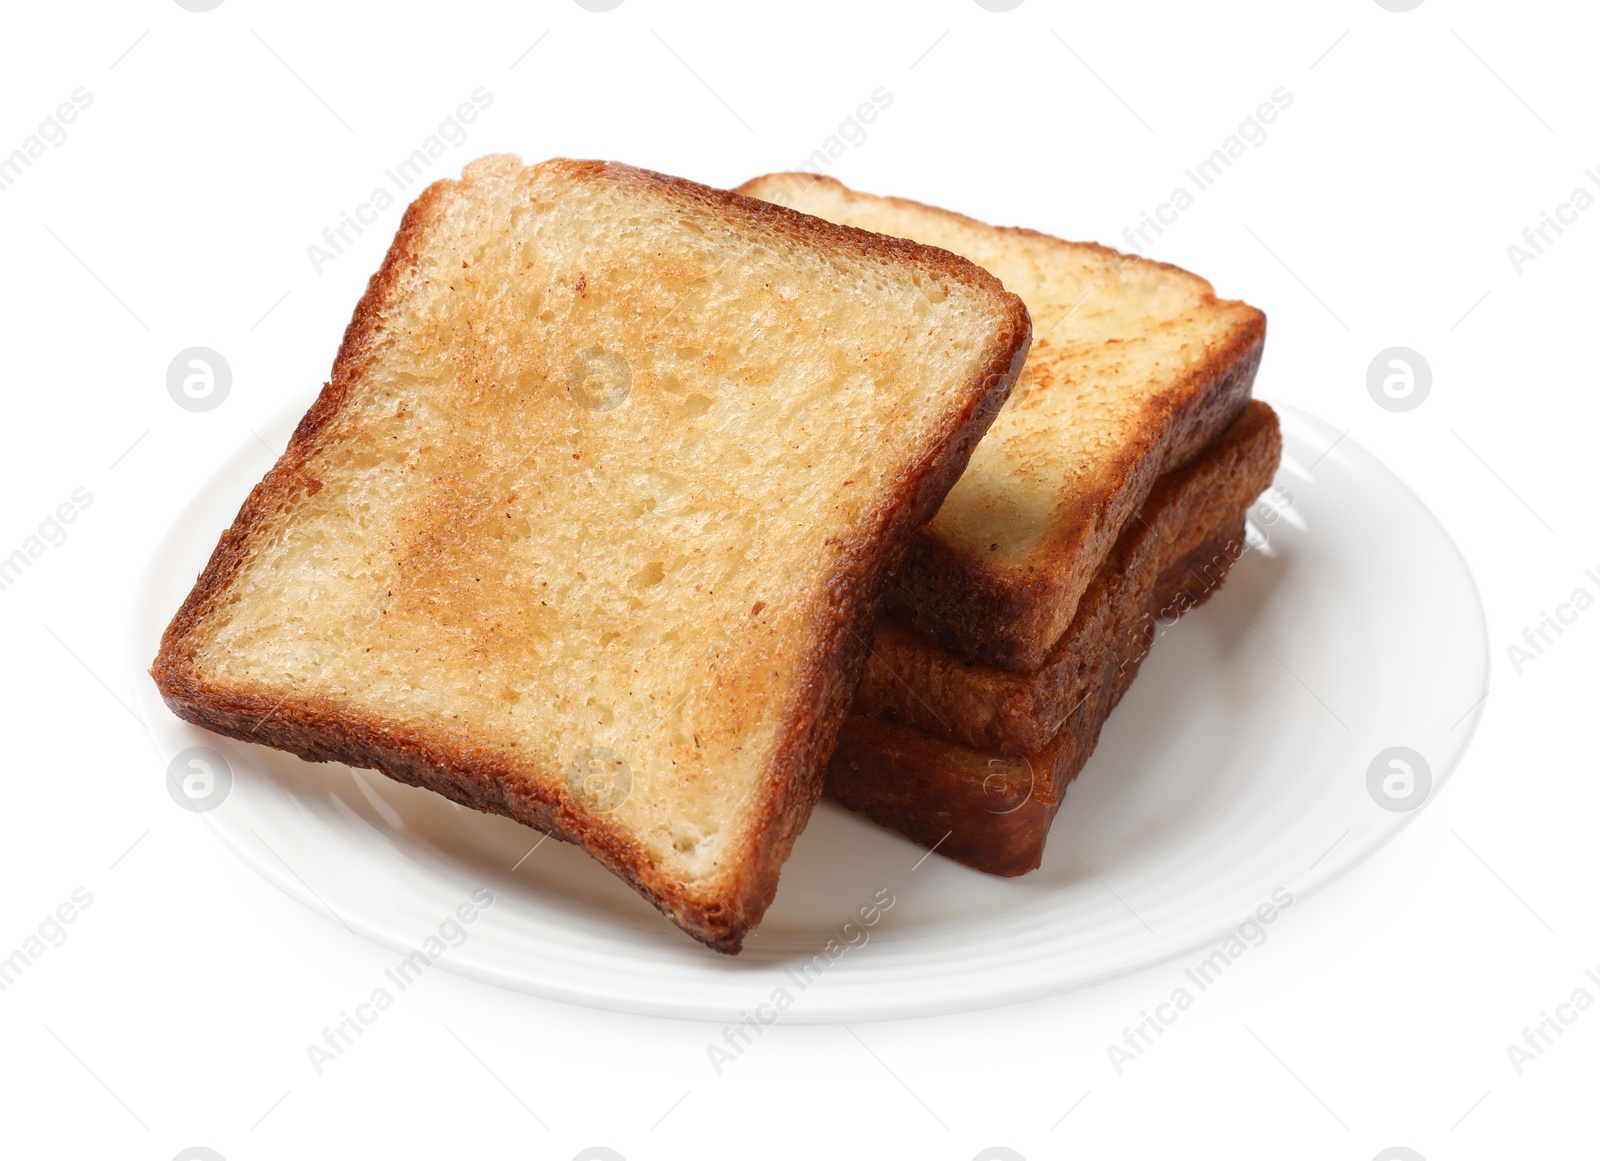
[885,312,1263,672]
[737,173,1266,672]
[735,325,1029,942]
[826,403,1283,876]
[856,401,1282,753]
[738,172,1250,294]
[151,157,1029,954]
[828,518,1250,877]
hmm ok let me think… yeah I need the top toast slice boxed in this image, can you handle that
[152,156,1030,952]
[736,174,1264,671]
[853,400,1282,755]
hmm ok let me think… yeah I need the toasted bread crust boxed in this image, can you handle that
[826,403,1282,876]
[736,325,1029,942]
[856,401,1282,753]
[885,319,1261,670]
[737,173,1266,672]
[152,158,1030,953]
[829,518,1249,877]
[739,172,1257,297]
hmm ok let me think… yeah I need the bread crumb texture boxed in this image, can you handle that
[741,174,1260,566]
[187,156,1015,888]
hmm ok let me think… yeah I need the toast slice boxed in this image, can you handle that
[152,156,1031,953]
[828,407,1276,876]
[854,401,1281,755]
[736,174,1265,670]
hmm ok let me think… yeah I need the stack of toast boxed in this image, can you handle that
[736,175,1281,877]
[153,156,1280,953]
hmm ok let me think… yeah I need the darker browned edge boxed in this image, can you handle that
[736,173,1267,673]
[826,404,1284,876]
[827,520,1249,877]
[856,400,1283,754]
[150,157,1031,954]
[887,312,1263,672]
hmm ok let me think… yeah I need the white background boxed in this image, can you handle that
[1,1,1596,1158]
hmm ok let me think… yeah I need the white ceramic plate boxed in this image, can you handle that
[129,396,1488,1022]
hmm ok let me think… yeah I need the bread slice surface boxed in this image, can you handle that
[828,413,1273,880]
[152,155,1030,952]
[736,174,1265,670]
[855,400,1281,754]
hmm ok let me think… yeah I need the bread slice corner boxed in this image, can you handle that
[736,172,1265,671]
